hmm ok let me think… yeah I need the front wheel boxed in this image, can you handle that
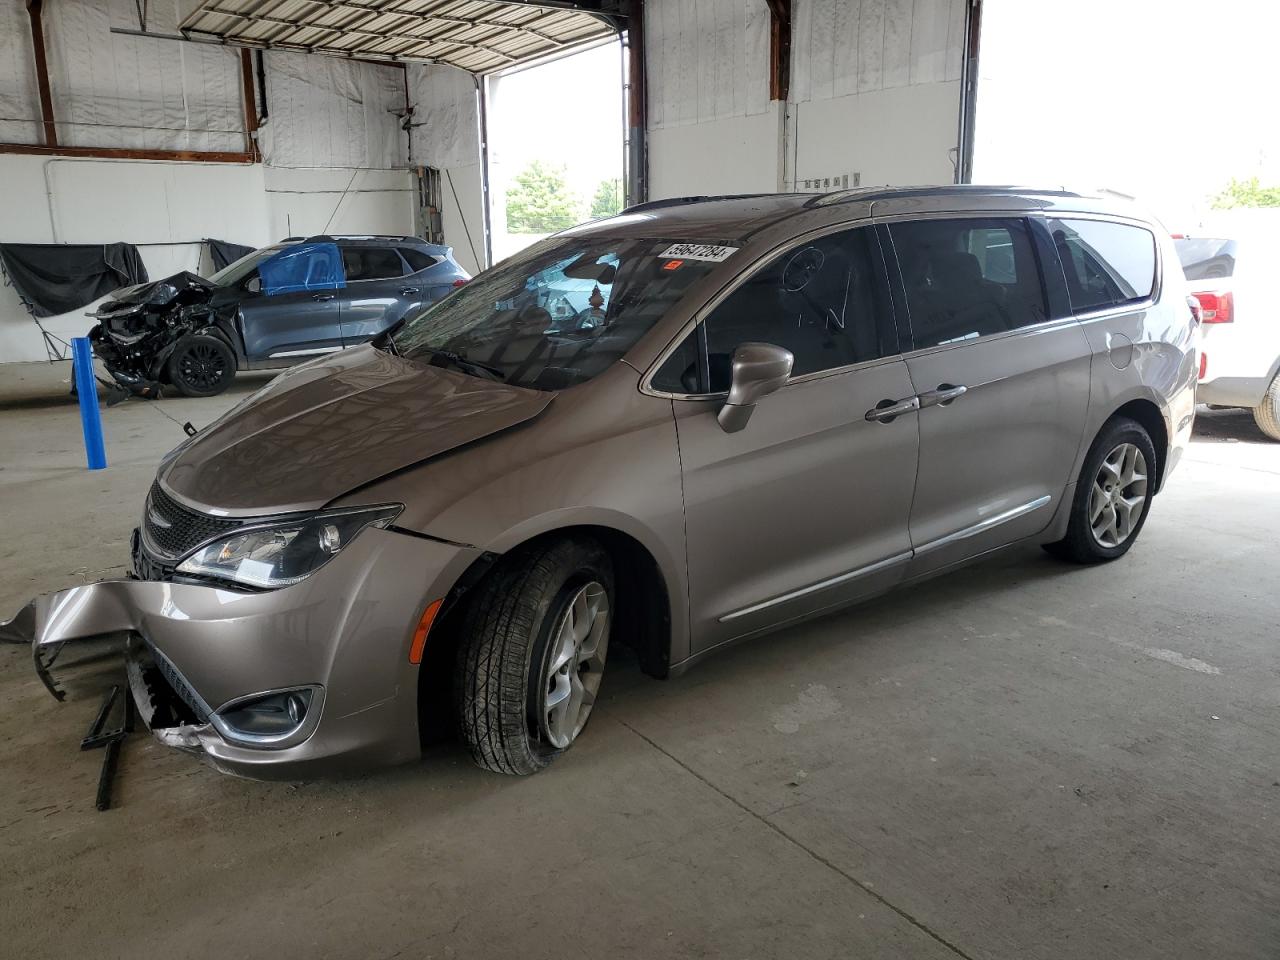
[1043,416,1157,564]
[1253,372,1280,441]
[166,334,236,397]
[454,537,613,775]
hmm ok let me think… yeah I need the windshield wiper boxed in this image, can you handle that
[426,349,506,382]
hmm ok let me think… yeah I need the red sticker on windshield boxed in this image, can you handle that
[662,259,685,271]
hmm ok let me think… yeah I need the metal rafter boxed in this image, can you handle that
[290,0,570,47]
[199,5,524,62]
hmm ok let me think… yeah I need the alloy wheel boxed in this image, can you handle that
[1089,442,1148,548]
[178,343,228,390]
[539,581,610,749]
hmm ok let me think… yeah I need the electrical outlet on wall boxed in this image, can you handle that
[797,172,860,192]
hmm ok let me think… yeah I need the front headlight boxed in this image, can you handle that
[175,504,401,589]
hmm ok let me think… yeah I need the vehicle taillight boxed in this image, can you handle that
[452,278,468,288]
[1192,290,1233,323]
[1199,351,1208,380]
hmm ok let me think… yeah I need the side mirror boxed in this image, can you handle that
[717,341,794,433]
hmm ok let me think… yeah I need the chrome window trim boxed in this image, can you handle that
[719,551,912,623]
[893,313,1084,364]
[639,215,882,400]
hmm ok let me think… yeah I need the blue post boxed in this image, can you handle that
[71,336,107,470]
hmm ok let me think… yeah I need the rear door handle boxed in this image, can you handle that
[312,293,335,302]
[865,396,920,423]
[400,287,419,296]
[917,383,968,408]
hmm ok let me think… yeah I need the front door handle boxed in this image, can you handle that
[312,293,336,302]
[400,287,419,296]
[865,396,921,423]
[917,383,968,408]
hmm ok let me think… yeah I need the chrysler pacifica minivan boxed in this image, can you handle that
[4,187,1197,779]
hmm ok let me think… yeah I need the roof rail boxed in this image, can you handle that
[284,234,427,244]
[622,193,803,214]
[805,184,1091,209]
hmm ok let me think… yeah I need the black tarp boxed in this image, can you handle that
[205,238,255,272]
[0,242,148,319]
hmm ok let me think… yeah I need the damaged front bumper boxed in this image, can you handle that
[1,528,479,779]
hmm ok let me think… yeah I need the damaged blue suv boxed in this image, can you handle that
[89,235,471,398]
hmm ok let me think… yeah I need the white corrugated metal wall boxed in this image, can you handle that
[644,0,968,198]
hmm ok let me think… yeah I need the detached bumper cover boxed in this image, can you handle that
[1,528,478,778]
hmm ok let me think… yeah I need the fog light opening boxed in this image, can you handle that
[212,686,320,747]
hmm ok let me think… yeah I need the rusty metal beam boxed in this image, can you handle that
[26,0,57,148]
[239,48,260,160]
[0,143,255,163]
[767,0,791,102]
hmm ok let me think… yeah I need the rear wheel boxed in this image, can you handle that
[1253,372,1280,441]
[454,537,613,775]
[1043,416,1157,564]
[166,334,236,397]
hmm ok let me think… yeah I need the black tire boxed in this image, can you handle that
[454,536,614,775]
[166,334,236,397]
[1253,373,1280,442]
[1042,416,1158,564]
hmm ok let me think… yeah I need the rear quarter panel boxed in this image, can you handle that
[1075,232,1197,488]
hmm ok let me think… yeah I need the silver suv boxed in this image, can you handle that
[5,187,1198,779]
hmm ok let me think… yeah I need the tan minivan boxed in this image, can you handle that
[4,187,1198,779]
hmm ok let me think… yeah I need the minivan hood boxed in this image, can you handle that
[161,346,554,515]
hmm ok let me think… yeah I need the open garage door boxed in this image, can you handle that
[788,0,979,190]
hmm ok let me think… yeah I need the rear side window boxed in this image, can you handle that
[342,247,408,281]
[1050,219,1156,313]
[889,217,1047,349]
[401,248,440,272]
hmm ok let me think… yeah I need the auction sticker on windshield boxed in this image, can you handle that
[658,243,739,263]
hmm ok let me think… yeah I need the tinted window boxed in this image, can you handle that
[1175,237,1235,280]
[1050,219,1156,312]
[401,247,439,272]
[343,247,407,281]
[699,227,894,391]
[651,329,701,394]
[890,217,1047,349]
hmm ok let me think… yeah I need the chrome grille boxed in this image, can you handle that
[142,481,241,560]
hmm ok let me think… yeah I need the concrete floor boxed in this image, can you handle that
[1,361,1277,960]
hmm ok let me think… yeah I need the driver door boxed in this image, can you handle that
[240,242,346,362]
[660,225,921,653]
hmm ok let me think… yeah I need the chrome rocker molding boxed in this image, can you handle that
[717,495,1053,623]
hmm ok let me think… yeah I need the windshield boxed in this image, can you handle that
[208,243,295,288]
[390,237,730,390]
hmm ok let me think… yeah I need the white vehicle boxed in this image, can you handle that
[1176,236,1280,439]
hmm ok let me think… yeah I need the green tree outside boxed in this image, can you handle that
[590,178,623,219]
[1212,176,1280,209]
[505,161,582,233]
